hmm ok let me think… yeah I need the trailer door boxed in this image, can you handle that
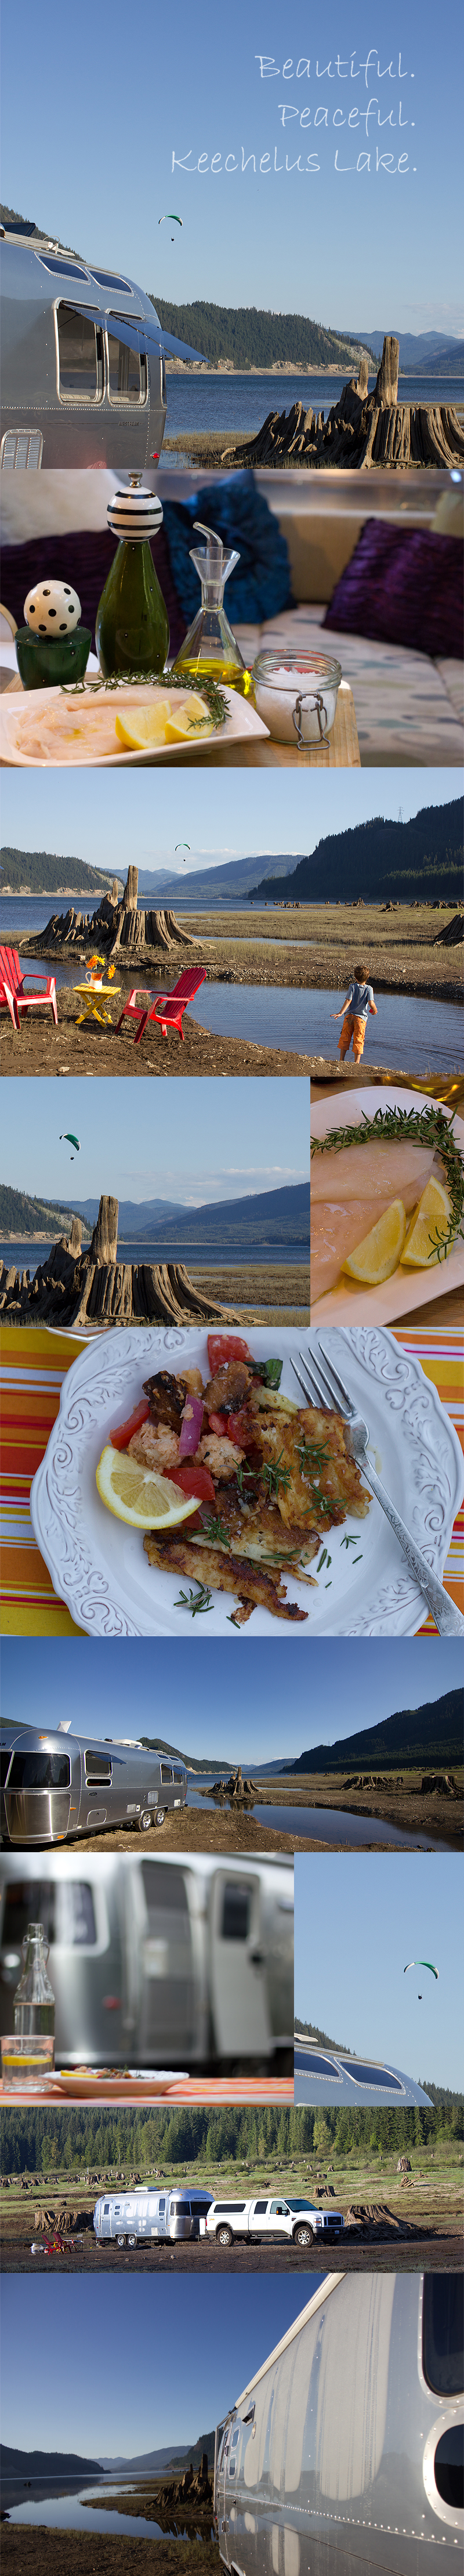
[137,1861,195,2058]
[209,1873,271,2058]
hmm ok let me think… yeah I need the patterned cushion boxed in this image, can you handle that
[322,521,463,659]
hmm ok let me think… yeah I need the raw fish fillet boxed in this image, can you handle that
[310,1141,435,1204]
[311,1201,393,1302]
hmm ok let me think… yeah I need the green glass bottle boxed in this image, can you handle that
[96,478,169,679]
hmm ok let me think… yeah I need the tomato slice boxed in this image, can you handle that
[167,1461,216,1504]
[110,1398,150,1451]
[207,1411,229,1436]
[207,1334,251,1370]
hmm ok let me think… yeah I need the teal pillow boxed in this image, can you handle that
[162,471,293,625]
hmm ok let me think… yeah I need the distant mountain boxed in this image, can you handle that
[75,1196,188,1229]
[136,854,296,903]
[1,2445,102,2477]
[134,1179,310,1250]
[0,1184,91,1240]
[354,329,464,370]
[289,1688,463,1775]
[99,2431,215,2474]
[1,846,123,899]
[248,799,463,905]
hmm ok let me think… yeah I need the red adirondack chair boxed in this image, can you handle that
[115,968,207,1045]
[0,945,57,1032]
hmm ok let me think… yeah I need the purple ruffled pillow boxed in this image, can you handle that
[322,521,463,659]
[1,526,185,659]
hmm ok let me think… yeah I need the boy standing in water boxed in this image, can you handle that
[331,965,378,1062]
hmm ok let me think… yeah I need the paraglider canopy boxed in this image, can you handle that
[404,1961,438,1979]
[60,1131,81,1162]
[159,214,183,240]
[175,843,190,862]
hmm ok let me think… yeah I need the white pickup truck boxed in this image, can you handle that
[202,2195,344,2248]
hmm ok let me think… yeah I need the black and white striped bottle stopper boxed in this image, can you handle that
[107,485,164,542]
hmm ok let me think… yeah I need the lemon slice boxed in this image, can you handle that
[342,1198,407,1284]
[114,698,172,750]
[164,692,214,744]
[96,1445,200,1530]
[400,1176,452,1269]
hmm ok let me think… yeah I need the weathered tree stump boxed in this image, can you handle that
[433,912,463,946]
[224,335,464,470]
[0,1195,244,1326]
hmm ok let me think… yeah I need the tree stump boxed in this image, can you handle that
[0,1195,245,1326]
[374,336,399,407]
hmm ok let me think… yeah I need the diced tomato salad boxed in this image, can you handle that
[207,1334,251,1369]
[110,1398,150,1451]
[167,1461,216,1504]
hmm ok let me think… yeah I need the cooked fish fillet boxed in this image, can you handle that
[310,1141,435,1204]
[253,1407,370,1528]
[143,1533,309,1621]
[310,1200,392,1302]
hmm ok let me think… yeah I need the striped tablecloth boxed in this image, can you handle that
[1,1323,463,1636]
[0,2076,293,2107]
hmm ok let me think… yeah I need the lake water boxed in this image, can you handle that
[190,983,463,1074]
[0,1240,308,1277]
[164,371,464,442]
[2,2474,195,2539]
[186,1791,449,1852]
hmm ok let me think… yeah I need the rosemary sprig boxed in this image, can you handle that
[298,1438,332,1472]
[200,1513,231,1550]
[311,1104,464,1264]
[60,669,228,729]
[173,1582,213,1617]
[261,1452,292,1500]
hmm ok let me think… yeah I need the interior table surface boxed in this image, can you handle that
[201,680,360,767]
[0,2075,294,2105]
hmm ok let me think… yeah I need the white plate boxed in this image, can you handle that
[0,678,269,766]
[30,1325,463,1638]
[310,1084,464,1327]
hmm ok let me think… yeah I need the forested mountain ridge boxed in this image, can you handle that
[1,847,122,897]
[289,1688,463,1774]
[0,1185,90,1238]
[249,801,463,903]
[151,298,373,371]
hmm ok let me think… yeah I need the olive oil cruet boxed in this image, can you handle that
[172,521,252,697]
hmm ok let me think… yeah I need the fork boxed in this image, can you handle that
[291,1336,464,1636]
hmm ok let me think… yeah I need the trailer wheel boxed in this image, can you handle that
[216,2225,233,2247]
[128,2234,137,2247]
[117,2235,126,2247]
[155,1810,166,1828]
[293,2224,314,2247]
[138,1812,153,1832]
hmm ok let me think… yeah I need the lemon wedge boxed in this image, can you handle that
[114,698,172,750]
[96,1445,200,1531]
[342,1198,407,1284]
[400,1176,452,1268]
[164,692,214,744]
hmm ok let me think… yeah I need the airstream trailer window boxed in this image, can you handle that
[84,1752,113,1786]
[220,1886,251,1942]
[56,306,103,399]
[423,2276,463,2395]
[107,332,145,402]
[142,1863,189,1913]
[339,2060,404,2090]
[172,1769,184,1785]
[56,1883,97,1946]
[8,1753,71,1790]
[293,2052,342,2079]
[37,255,90,279]
[0,1752,13,1787]
[160,1765,173,1786]
[89,270,133,292]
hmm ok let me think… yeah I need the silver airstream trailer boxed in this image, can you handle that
[0,222,205,469]
[0,1851,293,2072]
[294,2033,432,2109]
[94,2183,213,2247]
[0,1717,187,1843]
[214,2272,463,2571]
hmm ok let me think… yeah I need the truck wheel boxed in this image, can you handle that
[138,1812,153,1832]
[117,2235,126,2247]
[293,2224,314,2247]
[216,2225,233,2247]
[155,1810,166,1828]
[128,2234,137,2247]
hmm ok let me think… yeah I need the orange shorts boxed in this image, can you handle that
[338,1012,367,1062]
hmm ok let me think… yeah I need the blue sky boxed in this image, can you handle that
[0,2276,321,2458]
[1,771,462,883]
[1,1633,460,1762]
[1,1074,307,1206]
[1,0,463,334]
[295,1852,463,2088]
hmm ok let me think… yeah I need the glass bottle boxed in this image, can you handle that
[96,478,169,679]
[171,522,253,698]
[13,1923,55,2038]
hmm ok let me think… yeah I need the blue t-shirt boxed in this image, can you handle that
[346,980,374,1019]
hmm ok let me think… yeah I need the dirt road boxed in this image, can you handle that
[2,2225,461,2276]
